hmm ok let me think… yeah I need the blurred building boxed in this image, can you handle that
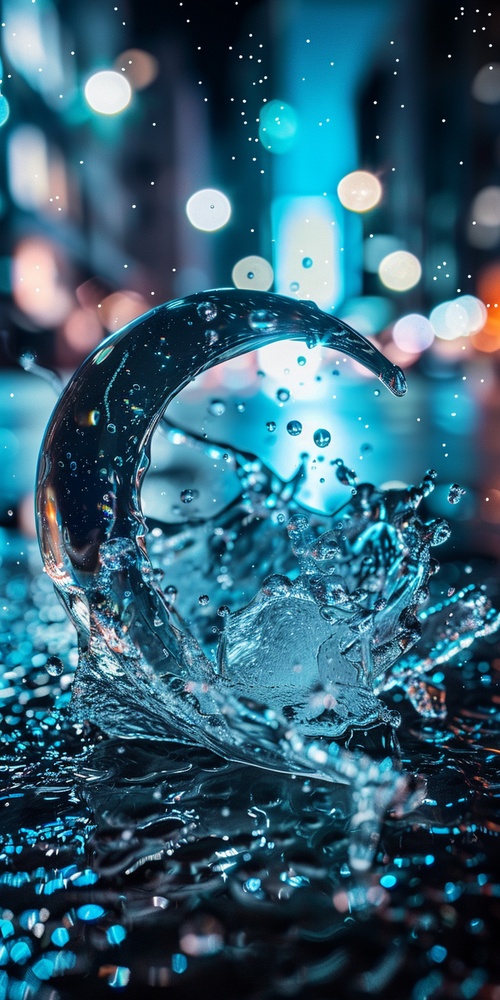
[0,0,499,553]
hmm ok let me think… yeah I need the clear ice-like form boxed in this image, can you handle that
[35,289,498,869]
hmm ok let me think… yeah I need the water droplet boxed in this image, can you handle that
[290,281,299,292]
[313,428,331,449]
[198,594,209,606]
[277,388,290,403]
[208,400,226,416]
[217,604,230,617]
[266,421,276,432]
[335,462,357,487]
[302,257,313,268]
[286,420,302,436]
[180,489,199,503]
[46,656,64,677]
[297,356,306,366]
[107,423,116,434]
[165,585,178,602]
[236,402,246,413]
[247,271,254,279]
[448,483,466,505]
[248,309,278,332]
[197,301,218,322]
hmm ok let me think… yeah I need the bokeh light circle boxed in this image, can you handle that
[337,171,382,213]
[378,251,422,292]
[392,313,435,354]
[186,189,232,232]
[471,187,500,227]
[232,255,274,291]
[84,70,132,115]
[258,99,298,154]
[471,63,500,104]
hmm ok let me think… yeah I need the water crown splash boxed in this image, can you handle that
[35,289,499,869]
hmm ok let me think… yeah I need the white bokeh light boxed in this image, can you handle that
[185,188,232,232]
[430,295,487,340]
[232,255,274,291]
[378,250,422,291]
[392,314,434,354]
[84,70,132,115]
[337,170,382,213]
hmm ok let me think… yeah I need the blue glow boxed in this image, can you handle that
[272,195,342,309]
[76,904,105,922]
[244,877,262,892]
[32,956,55,980]
[258,99,298,154]
[72,869,99,886]
[108,966,130,988]
[430,945,447,964]
[172,953,188,974]
[10,940,32,964]
[0,96,9,128]
[107,924,127,945]
[380,874,397,889]
[51,927,70,947]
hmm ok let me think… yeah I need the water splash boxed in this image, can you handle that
[34,290,498,869]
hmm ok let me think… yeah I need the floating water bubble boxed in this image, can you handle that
[266,421,276,432]
[297,356,306,366]
[448,484,466,505]
[276,388,290,403]
[302,257,313,269]
[208,399,226,416]
[199,594,209,606]
[313,428,331,449]
[286,420,302,436]
[180,489,198,504]
[46,656,64,677]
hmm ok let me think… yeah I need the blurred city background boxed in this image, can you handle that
[0,0,499,560]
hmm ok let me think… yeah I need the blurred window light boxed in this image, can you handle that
[8,125,49,210]
[232,255,274,291]
[272,195,341,309]
[337,170,382,213]
[114,49,159,91]
[12,238,73,327]
[392,314,434,353]
[364,234,402,273]
[84,70,132,115]
[471,62,500,104]
[258,99,299,154]
[185,188,231,231]
[3,0,66,106]
[0,95,10,127]
[471,186,500,227]
[378,251,422,292]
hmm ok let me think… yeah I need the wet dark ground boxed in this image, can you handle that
[2,537,500,1000]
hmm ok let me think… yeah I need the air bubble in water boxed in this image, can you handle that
[205,329,219,346]
[208,400,226,416]
[180,489,198,503]
[313,428,331,449]
[287,420,302,436]
[248,309,278,332]
[197,301,218,323]
[448,483,466,505]
[46,655,64,677]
